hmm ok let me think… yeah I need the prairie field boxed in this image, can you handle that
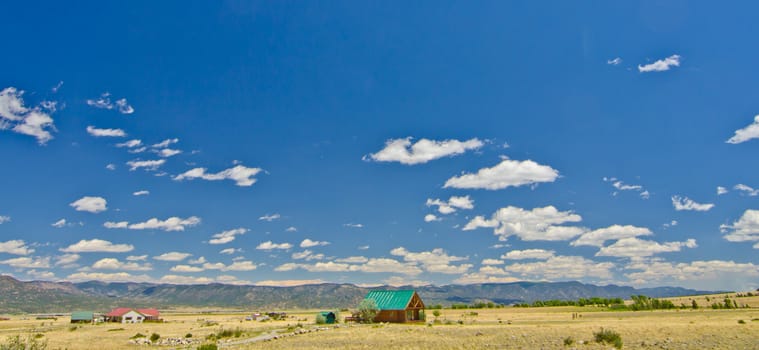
[1,299,758,349]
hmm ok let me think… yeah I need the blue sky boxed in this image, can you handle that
[1,1,758,291]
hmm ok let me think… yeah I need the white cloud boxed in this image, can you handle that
[116,139,142,148]
[188,256,207,264]
[152,138,179,148]
[0,240,34,255]
[69,196,107,213]
[344,223,363,228]
[384,276,431,287]
[258,213,281,222]
[734,184,759,196]
[51,219,67,228]
[505,255,615,280]
[92,258,152,271]
[300,239,330,248]
[671,195,714,211]
[86,125,126,137]
[0,87,56,144]
[481,258,504,265]
[59,239,134,253]
[174,165,262,187]
[717,186,729,195]
[51,81,64,93]
[106,164,116,170]
[603,177,647,198]
[26,269,55,280]
[607,57,622,65]
[358,245,370,250]
[625,258,759,286]
[424,214,440,222]
[364,137,483,165]
[133,190,150,196]
[721,209,759,245]
[223,261,257,271]
[153,252,192,262]
[127,159,165,171]
[285,226,297,232]
[254,279,325,287]
[390,247,471,274]
[208,228,248,245]
[638,54,681,72]
[596,237,697,257]
[276,257,423,276]
[219,248,241,255]
[640,190,650,199]
[104,216,200,232]
[66,272,151,283]
[0,216,9,224]
[157,148,181,157]
[444,159,559,190]
[256,241,293,250]
[726,115,759,144]
[126,255,147,261]
[501,249,555,260]
[426,195,474,215]
[571,225,652,247]
[0,256,51,269]
[335,256,368,263]
[86,93,134,114]
[169,265,204,273]
[292,250,324,261]
[463,205,585,241]
[55,254,80,266]
[453,273,520,284]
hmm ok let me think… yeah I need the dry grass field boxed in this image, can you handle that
[1,295,758,349]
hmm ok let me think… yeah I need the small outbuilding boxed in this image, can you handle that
[70,311,95,324]
[363,290,425,323]
[316,311,336,324]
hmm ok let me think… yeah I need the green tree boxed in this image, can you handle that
[358,299,379,323]
[692,300,698,309]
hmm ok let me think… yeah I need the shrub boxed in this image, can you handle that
[358,299,378,323]
[149,333,160,342]
[185,333,193,338]
[130,333,146,339]
[594,328,622,349]
[0,335,48,350]
[563,336,575,346]
[197,344,218,350]
[738,320,746,324]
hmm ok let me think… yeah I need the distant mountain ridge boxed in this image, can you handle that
[0,275,718,313]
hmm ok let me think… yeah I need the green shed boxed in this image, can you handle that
[70,311,94,323]
[316,311,336,324]
[363,290,425,323]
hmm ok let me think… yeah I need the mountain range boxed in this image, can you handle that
[0,275,717,313]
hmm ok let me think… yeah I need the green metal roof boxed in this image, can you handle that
[364,290,416,310]
[70,311,94,321]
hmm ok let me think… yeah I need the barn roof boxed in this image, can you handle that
[136,308,159,317]
[105,308,140,317]
[364,290,418,310]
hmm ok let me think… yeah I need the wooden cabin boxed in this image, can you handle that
[363,290,425,323]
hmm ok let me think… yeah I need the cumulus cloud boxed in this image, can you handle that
[481,258,504,265]
[104,216,200,232]
[133,190,150,196]
[116,139,142,148]
[277,258,423,275]
[424,214,440,222]
[126,255,147,261]
[335,256,369,263]
[256,241,293,250]
[86,92,134,114]
[0,216,9,224]
[300,239,330,248]
[208,228,248,244]
[55,254,80,266]
[66,272,151,283]
[92,258,152,271]
[671,195,714,211]
[285,226,297,232]
[254,279,325,287]
[0,87,56,144]
[726,115,759,144]
[364,137,483,165]
[638,54,681,72]
[151,138,178,148]
[292,250,324,261]
[717,186,729,195]
[219,248,241,255]
[571,225,652,247]
[69,196,107,213]
[60,239,134,253]
[596,237,697,257]
[426,195,474,215]
[463,205,585,241]
[174,165,262,187]
[501,249,555,260]
[86,126,126,137]
[127,159,165,171]
[721,209,759,245]
[505,255,615,280]
[734,184,759,196]
[603,177,647,198]
[258,214,281,222]
[453,273,520,284]
[192,260,257,272]
[51,219,68,228]
[153,252,192,261]
[0,256,51,269]
[390,247,471,274]
[625,258,759,286]
[0,240,34,255]
[157,148,181,157]
[169,265,205,273]
[444,159,559,190]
